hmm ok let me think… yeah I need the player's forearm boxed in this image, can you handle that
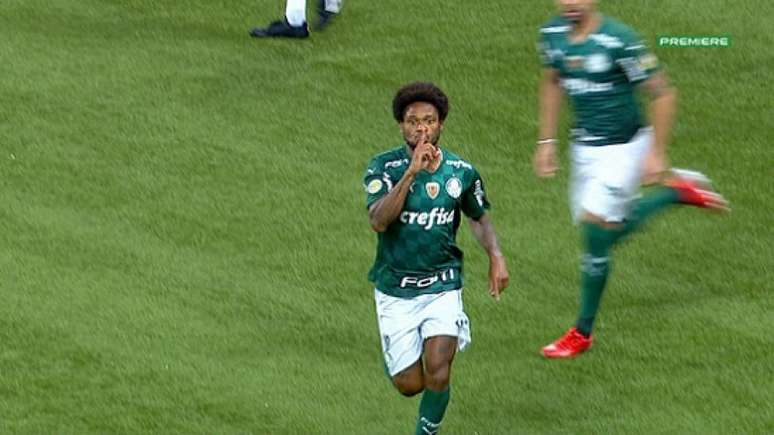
[648,88,677,155]
[368,172,416,232]
[468,215,503,258]
[538,74,563,141]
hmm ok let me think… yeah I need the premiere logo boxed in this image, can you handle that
[657,35,732,48]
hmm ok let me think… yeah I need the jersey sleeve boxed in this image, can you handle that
[363,157,390,210]
[537,29,558,69]
[615,29,660,84]
[460,169,490,221]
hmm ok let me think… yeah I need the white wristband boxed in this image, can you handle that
[537,138,557,145]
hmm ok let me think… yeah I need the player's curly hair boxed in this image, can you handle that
[392,82,450,123]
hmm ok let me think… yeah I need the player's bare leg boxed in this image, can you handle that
[423,335,456,390]
[414,336,456,434]
[392,360,424,397]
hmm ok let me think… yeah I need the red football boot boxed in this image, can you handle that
[542,327,593,358]
[665,169,729,210]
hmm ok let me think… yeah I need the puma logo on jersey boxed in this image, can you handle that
[399,207,455,230]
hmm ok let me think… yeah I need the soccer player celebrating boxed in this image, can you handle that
[534,0,728,358]
[364,82,509,434]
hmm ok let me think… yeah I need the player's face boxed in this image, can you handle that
[400,102,443,149]
[556,0,596,23]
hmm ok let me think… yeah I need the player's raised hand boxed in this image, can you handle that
[488,253,509,301]
[533,142,558,177]
[407,133,435,175]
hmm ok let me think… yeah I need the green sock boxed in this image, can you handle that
[576,223,615,336]
[615,187,680,243]
[415,386,450,435]
[576,187,681,336]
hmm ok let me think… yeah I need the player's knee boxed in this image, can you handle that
[424,364,451,391]
[393,378,424,397]
[582,211,622,230]
[581,211,606,225]
[397,384,424,397]
[391,362,424,396]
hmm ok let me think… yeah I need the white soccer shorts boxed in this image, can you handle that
[374,289,471,377]
[569,127,653,223]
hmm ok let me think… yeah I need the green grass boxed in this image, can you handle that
[1,0,772,433]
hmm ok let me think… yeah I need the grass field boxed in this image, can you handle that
[1,0,773,433]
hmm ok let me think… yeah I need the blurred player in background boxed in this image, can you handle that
[249,0,341,38]
[533,0,728,358]
[365,82,509,434]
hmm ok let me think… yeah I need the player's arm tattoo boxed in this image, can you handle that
[641,71,673,99]
[368,172,416,232]
[467,214,503,258]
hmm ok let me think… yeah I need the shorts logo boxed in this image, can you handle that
[604,183,625,198]
[366,179,383,194]
[425,182,440,199]
[445,177,462,199]
[585,53,611,73]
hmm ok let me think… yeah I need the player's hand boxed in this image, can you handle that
[533,142,558,177]
[641,150,669,185]
[407,133,435,176]
[488,253,509,301]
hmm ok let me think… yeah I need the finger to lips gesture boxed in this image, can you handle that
[410,133,434,173]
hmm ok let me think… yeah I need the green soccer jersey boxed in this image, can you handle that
[364,145,490,299]
[538,15,660,146]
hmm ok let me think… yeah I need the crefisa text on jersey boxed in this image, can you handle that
[399,207,455,230]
